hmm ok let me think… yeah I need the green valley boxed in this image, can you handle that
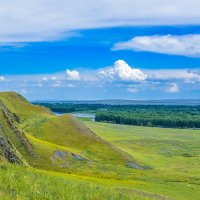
[0,92,199,200]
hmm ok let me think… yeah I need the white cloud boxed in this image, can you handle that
[166,83,179,93]
[113,34,200,58]
[2,66,200,99]
[1,1,200,45]
[99,60,147,81]
[147,69,200,82]
[0,76,5,81]
[66,69,80,80]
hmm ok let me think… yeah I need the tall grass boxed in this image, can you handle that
[0,164,154,200]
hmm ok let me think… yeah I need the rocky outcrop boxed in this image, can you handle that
[0,100,34,164]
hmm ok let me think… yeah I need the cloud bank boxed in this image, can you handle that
[113,34,200,58]
[1,1,200,45]
[1,60,200,99]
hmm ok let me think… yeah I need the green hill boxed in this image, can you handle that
[0,92,140,176]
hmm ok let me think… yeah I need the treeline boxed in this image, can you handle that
[95,106,200,128]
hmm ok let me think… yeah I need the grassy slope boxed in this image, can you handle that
[1,164,160,200]
[0,92,134,175]
[83,120,200,200]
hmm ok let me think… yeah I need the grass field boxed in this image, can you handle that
[83,120,200,200]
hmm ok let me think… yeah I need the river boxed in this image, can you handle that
[54,112,95,120]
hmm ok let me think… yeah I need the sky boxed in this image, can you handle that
[0,0,200,100]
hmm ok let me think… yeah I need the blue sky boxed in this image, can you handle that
[0,1,200,100]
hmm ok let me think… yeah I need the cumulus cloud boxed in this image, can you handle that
[1,66,200,99]
[166,83,179,93]
[66,69,80,80]
[99,60,147,81]
[113,34,200,57]
[1,1,200,45]
[0,76,5,81]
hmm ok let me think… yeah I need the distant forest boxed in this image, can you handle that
[35,102,200,128]
[95,105,200,128]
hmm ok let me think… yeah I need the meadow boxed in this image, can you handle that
[0,92,199,200]
[83,120,200,200]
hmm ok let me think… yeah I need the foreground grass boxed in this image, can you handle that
[0,164,161,200]
[83,121,200,200]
